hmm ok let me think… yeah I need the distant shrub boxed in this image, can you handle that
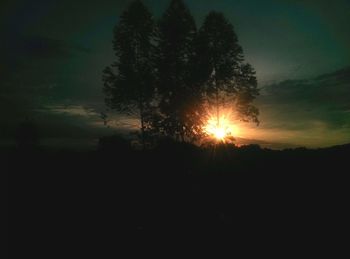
[97,135,131,152]
[15,120,39,149]
[240,144,262,152]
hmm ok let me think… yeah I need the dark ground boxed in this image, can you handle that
[4,138,350,255]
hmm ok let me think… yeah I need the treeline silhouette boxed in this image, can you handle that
[103,0,259,146]
[6,136,349,253]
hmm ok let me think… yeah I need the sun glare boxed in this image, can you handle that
[213,127,226,140]
[203,111,239,142]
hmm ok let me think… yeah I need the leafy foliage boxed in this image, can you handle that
[196,11,259,124]
[103,1,260,144]
[155,0,203,141]
[103,0,156,145]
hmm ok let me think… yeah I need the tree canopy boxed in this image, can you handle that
[103,0,156,147]
[196,11,259,125]
[156,0,202,141]
[103,0,259,145]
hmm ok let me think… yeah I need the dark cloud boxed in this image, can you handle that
[0,0,130,39]
[5,35,90,59]
[0,33,91,92]
[263,66,350,111]
[1,34,90,71]
[258,67,350,133]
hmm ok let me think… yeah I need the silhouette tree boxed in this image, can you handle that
[235,63,259,124]
[156,0,202,142]
[103,0,156,148]
[196,11,259,125]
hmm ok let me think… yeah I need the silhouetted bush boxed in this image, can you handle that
[239,144,262,152]
[15,120,39,150]
[97,134,131,153]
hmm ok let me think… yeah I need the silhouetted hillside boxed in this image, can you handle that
[6,140,349,254]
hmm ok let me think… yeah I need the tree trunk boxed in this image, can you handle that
[214,68,220,126]
[180,131,185,143]
[216,88,219,126]
[135,41,146,150]
[139,101,146,150]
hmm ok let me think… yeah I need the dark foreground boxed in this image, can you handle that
[5,140,350,255]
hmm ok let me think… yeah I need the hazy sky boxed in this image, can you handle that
[1,0,350,148]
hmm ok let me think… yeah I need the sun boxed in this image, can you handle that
[203,111,239,142]
[213,127,226,140]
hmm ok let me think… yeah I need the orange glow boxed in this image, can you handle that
[203,110,239,142]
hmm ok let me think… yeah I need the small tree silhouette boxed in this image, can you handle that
[16,120,39,149]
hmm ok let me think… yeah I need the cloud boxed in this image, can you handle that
[45,105,98,117]
[262,66,350,115]
[0,33,98,113]
[0,34,91,95]
[250,67,350,147]
[43,104,140,131]
[2,34,89,61]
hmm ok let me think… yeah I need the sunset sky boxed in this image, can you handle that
[1,0,350,149]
